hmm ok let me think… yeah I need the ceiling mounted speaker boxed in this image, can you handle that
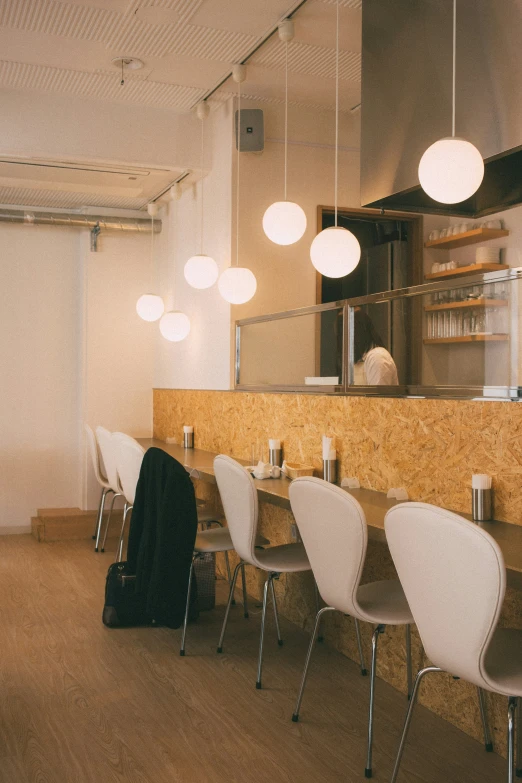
[235,109,264,153]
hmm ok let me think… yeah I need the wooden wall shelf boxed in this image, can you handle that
[424,299,508,312]
[425,228,509,250]
[425,263,509,281]
[424,334,509,345]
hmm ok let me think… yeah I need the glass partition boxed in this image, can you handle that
[236,303,345,390]
[236,268,522,399]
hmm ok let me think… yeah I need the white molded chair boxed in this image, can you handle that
[289,477,414,779]
[385,503,506,782]
[213,455,312,690]
[96,426,125,555]
[84,424,113,552]
[111,432,145,562]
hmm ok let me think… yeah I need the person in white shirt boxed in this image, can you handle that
[352,308,399,386]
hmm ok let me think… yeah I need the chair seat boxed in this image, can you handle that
[484,628,522,697]
[197,508,224,525]
[356,579,413,625]
[195,528,270,554]
[254,543,311,573]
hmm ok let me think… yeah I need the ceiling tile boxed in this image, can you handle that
[0,0,120,41]
[251,38,360,82]
[189,0,297,37]
[0,59,205,111]
[146,52,229,88]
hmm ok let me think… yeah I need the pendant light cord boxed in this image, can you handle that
[284,40,288,201]
[451,0,457,138]
[200,115,204,255]
[334,0,339,226]
[236,80,241,266]
[150,212,154,264]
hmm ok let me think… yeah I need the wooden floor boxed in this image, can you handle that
[0,537,506,783]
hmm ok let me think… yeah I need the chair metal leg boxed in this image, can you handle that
[365,624,385,778]
[93,486,108,541]
[313,581,324,643]
[217,562,242,653]
[94,487,112,551]
[477,687,494,752]
[292,606,335,722]
[224,550,232,584]
[116,502,131,562]
[405,624,413,699]
[509,697,517,783]
[350,618,366,676]
[270,575,283,647]
[255,574,272,689]
[180,556,196,656]
[241,563,249,618]
[390,666,442,783]
[100,491,122,552]
[515,697,522,778]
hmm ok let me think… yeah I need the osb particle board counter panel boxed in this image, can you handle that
[153,388,522,758]
[153,389,522,526]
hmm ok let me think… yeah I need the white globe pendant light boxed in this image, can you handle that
[218,63,257,305]
[263,200,307,245]
[184,102,219,289]
[136,293,164,321]
[159,310,191,342]
[136,203,164,320]
[419,137,484,204]
[418,0,484,204]
[218,267,257,305]
[310,226,361,278]
[310,0,360,278]
[184,254,219,289]
[262,20,306,246]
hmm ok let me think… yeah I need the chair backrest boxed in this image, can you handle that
[84,423,108,487]
[385,502,506,689]
[112,433,145,506]
[289,477,368,615]
[95,426,121,494]
[213,455,260,566]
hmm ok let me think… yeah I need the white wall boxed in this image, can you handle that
[81,229,155,510]
[0,223,81,531]
[153,99,233,392]
[0,220,155,531]
[231,100,361,321]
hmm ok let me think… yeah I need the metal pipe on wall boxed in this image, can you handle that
[0,207,161,251]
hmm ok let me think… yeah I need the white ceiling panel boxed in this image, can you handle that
[146,51,230,89]
[0,60,206,110]
[0,27,109,72]
[55,0,133,11]
[189,0,298,37]
[0,0,120,41]
[251,38,360,82]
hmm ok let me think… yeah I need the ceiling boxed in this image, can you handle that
[0,0,362,210]
[0,0,362,112]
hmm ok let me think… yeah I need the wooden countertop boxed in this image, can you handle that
[138,438,522,590]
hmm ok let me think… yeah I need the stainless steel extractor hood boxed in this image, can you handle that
[360,0,522,217]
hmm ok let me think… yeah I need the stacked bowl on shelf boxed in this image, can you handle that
[476,246,501,264]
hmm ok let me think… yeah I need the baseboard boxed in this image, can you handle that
[0,525,32,535]
[31,507,124,543]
